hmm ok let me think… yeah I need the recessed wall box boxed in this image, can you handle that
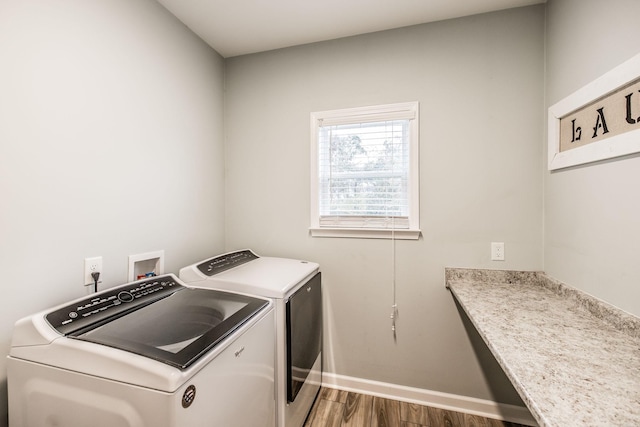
[128,250,164,281]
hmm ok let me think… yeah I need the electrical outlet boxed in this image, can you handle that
[491,242,505,261]
[84,256,103,286]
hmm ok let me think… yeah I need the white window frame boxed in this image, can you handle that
[310,102,420,240]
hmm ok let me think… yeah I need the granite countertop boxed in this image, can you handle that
[445,268,640,427]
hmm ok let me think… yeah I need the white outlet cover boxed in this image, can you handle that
[491,242,505,261]
[84,256,103,286]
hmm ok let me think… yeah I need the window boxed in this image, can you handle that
[310,102,420,239]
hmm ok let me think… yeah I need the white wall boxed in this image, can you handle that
[0,1,225,424]
[225,6,544,405]
[544,0,640,316]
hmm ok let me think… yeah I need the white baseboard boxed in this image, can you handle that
[321,372,537,426]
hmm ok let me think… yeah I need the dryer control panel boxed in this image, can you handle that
[45,276,183,335]
[197,249,259,276]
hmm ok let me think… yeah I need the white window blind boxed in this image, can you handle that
[318,120,410,228]
[310,102,420,239]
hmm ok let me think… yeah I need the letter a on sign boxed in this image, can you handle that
[592,108,609,138]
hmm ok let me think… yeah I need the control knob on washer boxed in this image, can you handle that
[118,291,134,302]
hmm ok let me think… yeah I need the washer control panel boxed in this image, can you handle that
[45,275,182,335]
[197,250,259,276]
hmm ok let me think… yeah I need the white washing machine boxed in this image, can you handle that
[7,274,275,427]
[179,250,322,427]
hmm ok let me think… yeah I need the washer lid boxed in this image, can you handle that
[207,257,320,298]
[71,286,268,369]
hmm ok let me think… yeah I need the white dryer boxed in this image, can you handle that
[7,274,275,427]
[179,250,321,427]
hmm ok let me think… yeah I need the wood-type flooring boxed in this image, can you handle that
[304,388,530,427]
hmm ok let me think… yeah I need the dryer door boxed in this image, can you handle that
[286,272,322,402]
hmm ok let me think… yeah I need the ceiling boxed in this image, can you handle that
[156,0,545,58]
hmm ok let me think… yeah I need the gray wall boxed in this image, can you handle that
[225,6,544,404]
[0,1,225,425]
[544,0,640,316]
[4,0,638,424]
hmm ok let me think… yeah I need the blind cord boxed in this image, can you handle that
[390,217,398,342]
[328,122,331,200]
[388,121,398,342]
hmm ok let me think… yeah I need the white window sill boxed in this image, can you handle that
[309,227,421,240]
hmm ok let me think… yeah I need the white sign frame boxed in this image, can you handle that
[548,53,640,171]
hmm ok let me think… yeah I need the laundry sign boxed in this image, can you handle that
[548,53,640,170]
[559,77,640,152]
